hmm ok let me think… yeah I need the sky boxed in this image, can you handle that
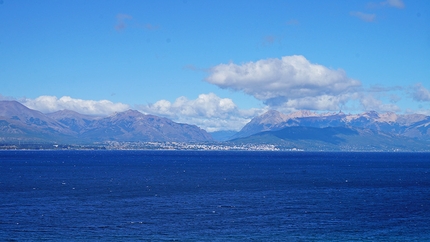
[1,0,429,131]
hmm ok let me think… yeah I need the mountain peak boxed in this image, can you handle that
[363,111,380,119]
[0,100,34,117]
[123,109,142,115]
[286,110,318,119]
[0,100,56,123]
[377,112,398,123]
[111,109,144,118]
[253,110,289,124]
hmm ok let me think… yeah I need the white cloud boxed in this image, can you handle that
[280,94,355,111]
[21,96,130,116]
[382,0,405,9]
[368,0,405,9]
[411,83,430,102]
[205,55,361,111]
[350,11,376,22]
[360,95,400,112]
[137,93,265,132]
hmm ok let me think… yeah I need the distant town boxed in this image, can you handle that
[104,141,291,151]
[0,141,300,152]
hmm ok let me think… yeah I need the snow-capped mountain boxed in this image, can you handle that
[233,110,430,140]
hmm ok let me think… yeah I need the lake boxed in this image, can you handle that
[1,150,429,241]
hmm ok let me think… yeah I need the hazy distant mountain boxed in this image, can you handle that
[0,101,72,133]
[81,110,212,142]
[233,110,430,140]
[402,117,430,139]
[230,110,289,139]
[2,100,429,150]
[47,109,101,133]
[0,101,212,143]
[230,126,430,151]
[0,101,75,143]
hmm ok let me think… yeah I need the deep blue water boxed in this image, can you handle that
[1,150,429,241]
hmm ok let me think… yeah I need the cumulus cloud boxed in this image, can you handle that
[350,11,376,22]
[411,83,430,102]
[137,93,264,132]
[21,96,130,116]
[205,55,361,111]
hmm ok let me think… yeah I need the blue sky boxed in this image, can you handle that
[1,0,429,131]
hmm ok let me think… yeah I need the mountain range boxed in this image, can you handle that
[229,110,430,151]
[0,101,212,144]
[232,110,430,139]
[1,100,430,151]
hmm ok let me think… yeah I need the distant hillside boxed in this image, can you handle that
[230,126,430,151]
[233,110,430,141]
[46,109,100,133]
[0,101,76,143]
[0,101,212,144]
[79,110,212,142]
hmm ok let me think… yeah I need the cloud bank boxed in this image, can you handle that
[205,55,361,111]
[21,96,130,116]
[137,93,264,132]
